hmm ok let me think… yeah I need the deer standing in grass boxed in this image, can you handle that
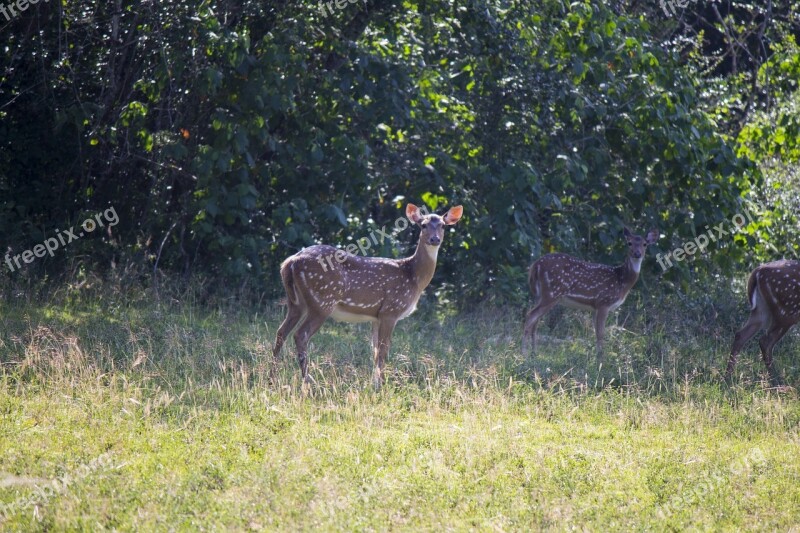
[522,228,659,356]
[273,203,463,389]
[726,260,800,386]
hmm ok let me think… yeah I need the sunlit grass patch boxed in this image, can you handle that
[0,294,799,530]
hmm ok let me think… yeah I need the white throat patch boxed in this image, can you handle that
[424,244,440,261]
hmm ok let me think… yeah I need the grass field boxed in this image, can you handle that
[1,284,799,530]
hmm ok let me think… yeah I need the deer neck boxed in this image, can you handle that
[407,239,440,290]
[616,255,643,287]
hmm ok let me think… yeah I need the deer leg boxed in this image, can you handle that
[726,313,766,381]
[292,313,328,384]
[758,324,788,386]
[371,321,380,352]
[522,302,558,355]
[370,321,380,387]
[593,307,610,359]
[273,304,305,359]
[372,318,397,390]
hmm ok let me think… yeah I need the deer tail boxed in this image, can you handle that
[280,259,300,306]
[528,261,541,305]
[747,268,760,310]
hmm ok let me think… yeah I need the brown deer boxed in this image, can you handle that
[726,260,800,386]
[522,227,659,356]
[273,203,463,389]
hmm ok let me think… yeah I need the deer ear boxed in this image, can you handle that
[443,205,463,225]
[623,227,633,239]
[406,203,423,224]
[646,228,659,244]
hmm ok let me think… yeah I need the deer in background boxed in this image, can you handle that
[273,203,463,389]
[726,260,800,386]
[522,227,659,357]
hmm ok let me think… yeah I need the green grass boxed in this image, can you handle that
[1,288,799,530]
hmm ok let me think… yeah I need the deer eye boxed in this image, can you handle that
[421,223,428,229]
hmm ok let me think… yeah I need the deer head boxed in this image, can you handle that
[407,203,463,246]
[624,227,660,262]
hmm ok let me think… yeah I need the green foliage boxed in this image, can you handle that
[0,0,779,302]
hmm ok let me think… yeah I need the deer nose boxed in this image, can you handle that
[632,251,642,258]
[428,236,441,245]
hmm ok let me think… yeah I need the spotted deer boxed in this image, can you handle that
[273,203,463,389]
[522,227,659,356]
[726,260,800,386]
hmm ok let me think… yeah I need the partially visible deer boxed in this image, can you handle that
[522,227,659,356]
[273,203,463,389]
[726,260,800,386]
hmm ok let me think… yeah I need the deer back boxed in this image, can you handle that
[531,253,640,308]
[282,245,424,319]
